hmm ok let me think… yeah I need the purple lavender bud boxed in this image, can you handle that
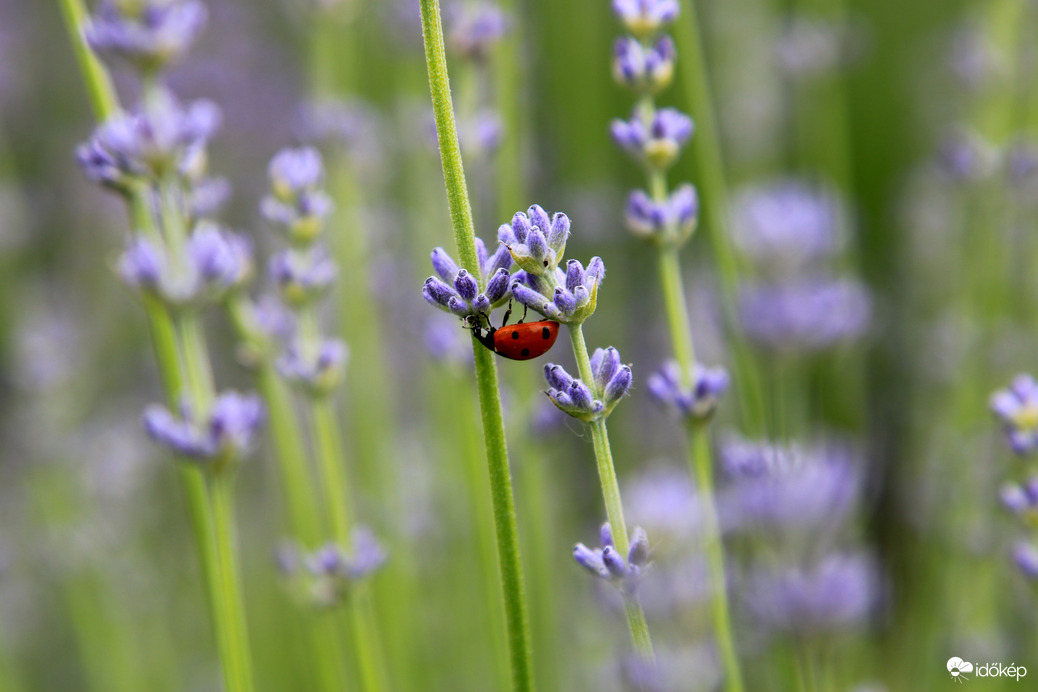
[1014,542,1038,579]
[591,347,622,390]
[454,269,479,302]
[269,147,324,200]
[990,374,1038,456]
[1001,483,1030,514]
[565,259,586,292]
[423,277,456,308]
[625,186,699,246]
[568,380,594,409]
[448,2,509,61]
[628,527,650,567]
[483,268,510,304]
[347,526,388,579]
[309,543,348,576]
[509,211,531,242]
[277,339,349,397]
[207,391,265,457]
[586,257,606,284]
[189,176,231,219]
[431,247,460,282]
[511,280,554,316]
[526,228,550,265]
[481,238,514,276]
[85,0,208,74]
[118,237,165,289]
[76,138,130,192]
[647,360,728,423]
[548,213,570,250]
[552,287,577,314]
[144,390,264,466]
[613,36,676,94]
[574,543,609,577]
[528,204,552,235]
[499,206,569,275]
[602,545,627,578]
[270,249,338,306]
[612,0,679,37]
[544,364,573,391]
[262,147,332,244]
[188,223,252,290]
[600,522,615,548]
[603,365,633,405]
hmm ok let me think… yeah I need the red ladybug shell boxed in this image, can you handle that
[492,320,560,360]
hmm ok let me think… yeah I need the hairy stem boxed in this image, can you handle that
[419,1,534,689]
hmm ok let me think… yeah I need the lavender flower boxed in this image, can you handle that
[510,257,605,324]
[774,18,844,80]
[612,0,679,39]
[422,239,512,317]
[269,249,338,307]
[741,552,880,636]
[625,184,698,246]
[77,88,221,184]
[189,176,231,219]
[143,391,264,466]
[613,36,676,94]
[611,106,693,170]
[118,223,253,306]
[497,205,571,276]
[85,0,207,74]
[281,528,387,607]
[261,147,334,244]
[646,360,728,424]
[277,339,349,397]
[718,437,860,535]
[991,374,1038,455]
[1013,542,1038,580]
[543,347,632,421]
[448,2,509,61]
[731,180,843,272]
[935,128,996,183]
[573,522,651,594]
[738,277,871,352]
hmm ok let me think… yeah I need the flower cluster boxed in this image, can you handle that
[144,391,264,469]
[423,240,512,318]
[612,0,679,39]
[448,2,509,62]
[573,522,651,594]
[611,106,694,171]
[613,35,676,94]
[85,0,207,74]
[118,222,253,307]
[543,347,632,422]
[260,147,334,244]
[646,360,729,424]
[738,278,871,352]
[278,527,387,608]
[990,374,1038,456]
[625,184,697,246]
[497,205,571,276]
[510,257,604,325]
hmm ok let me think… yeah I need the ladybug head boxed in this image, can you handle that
[464,313,497,352]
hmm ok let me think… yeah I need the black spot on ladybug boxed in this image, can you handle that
[521,348,531,357]
[542,326,550,339]
[511,331,519,339]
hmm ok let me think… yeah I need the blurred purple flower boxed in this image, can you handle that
[277,339,348,397]
[269,248,338,306]
[990,374,1038,456]
[741,552,880,636]
[448,2,509,61]
[625,184,698,245]
[738,277,871,352]
[613,35,676,94]
[143,391,264,465]
[85,0,208,74]
[1013,542,1038,580]
[612,0,679,38]
[261,147,333,243]
[611,106,693,170]
[573,522,652,594]
[646,360,728,424]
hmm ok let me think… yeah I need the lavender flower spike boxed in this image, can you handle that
[261,147,334,245]
[625,184,698,246]
[613,36,676,95]
[1013,542,1038,580]
[611,106,693,170]
[543,347,631,422]
[269,248,338,307]
[85,0,208,74]
[647,360,729,424]
[449,2,509,62]
[277,338,349,398]
[144,390,265,468]
[422,238,513,318]
[991,374,1038,456]
[573,522,652,594]
[284,527,388,607]
[612,0,679,38]
[497,205,571,276]
[510,257,605,325]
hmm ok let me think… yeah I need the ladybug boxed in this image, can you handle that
[468,302,560,361]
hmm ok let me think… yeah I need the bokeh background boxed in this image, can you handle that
[0,0,1035,690]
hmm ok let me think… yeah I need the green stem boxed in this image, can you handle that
[209,472,256,692]
[688,428,744,692]
[568,326,654,661]
[419,1,535,689]
[56,0,120,120]
[657,247,697,372]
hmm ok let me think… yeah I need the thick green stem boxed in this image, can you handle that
[419,1,535,689]
[209,473,256,692]
[688,428,744,692]
[568,326,654,661]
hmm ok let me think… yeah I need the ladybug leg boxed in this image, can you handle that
[500,300,513,329]
[519,303,528,324]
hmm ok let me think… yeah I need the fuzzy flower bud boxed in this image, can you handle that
[261,147,334,245]
[510,256,604,325]
[422,238,513,318]
[77,88,220,186]
[543,349,630,422]
[497,205,571,276]
[613,36,676,94]
[647,360,729,423]
[991,374,1038,456]
[85,0,207,74]
[625,184,698,246]
[612,0,679,38]
[573,522,652,594]
[277,339,349,398]
[611,106,693,170]
[143,391,264,468]
[280,528,387,607]
[448,2,509,61]
[269,249,338,307]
